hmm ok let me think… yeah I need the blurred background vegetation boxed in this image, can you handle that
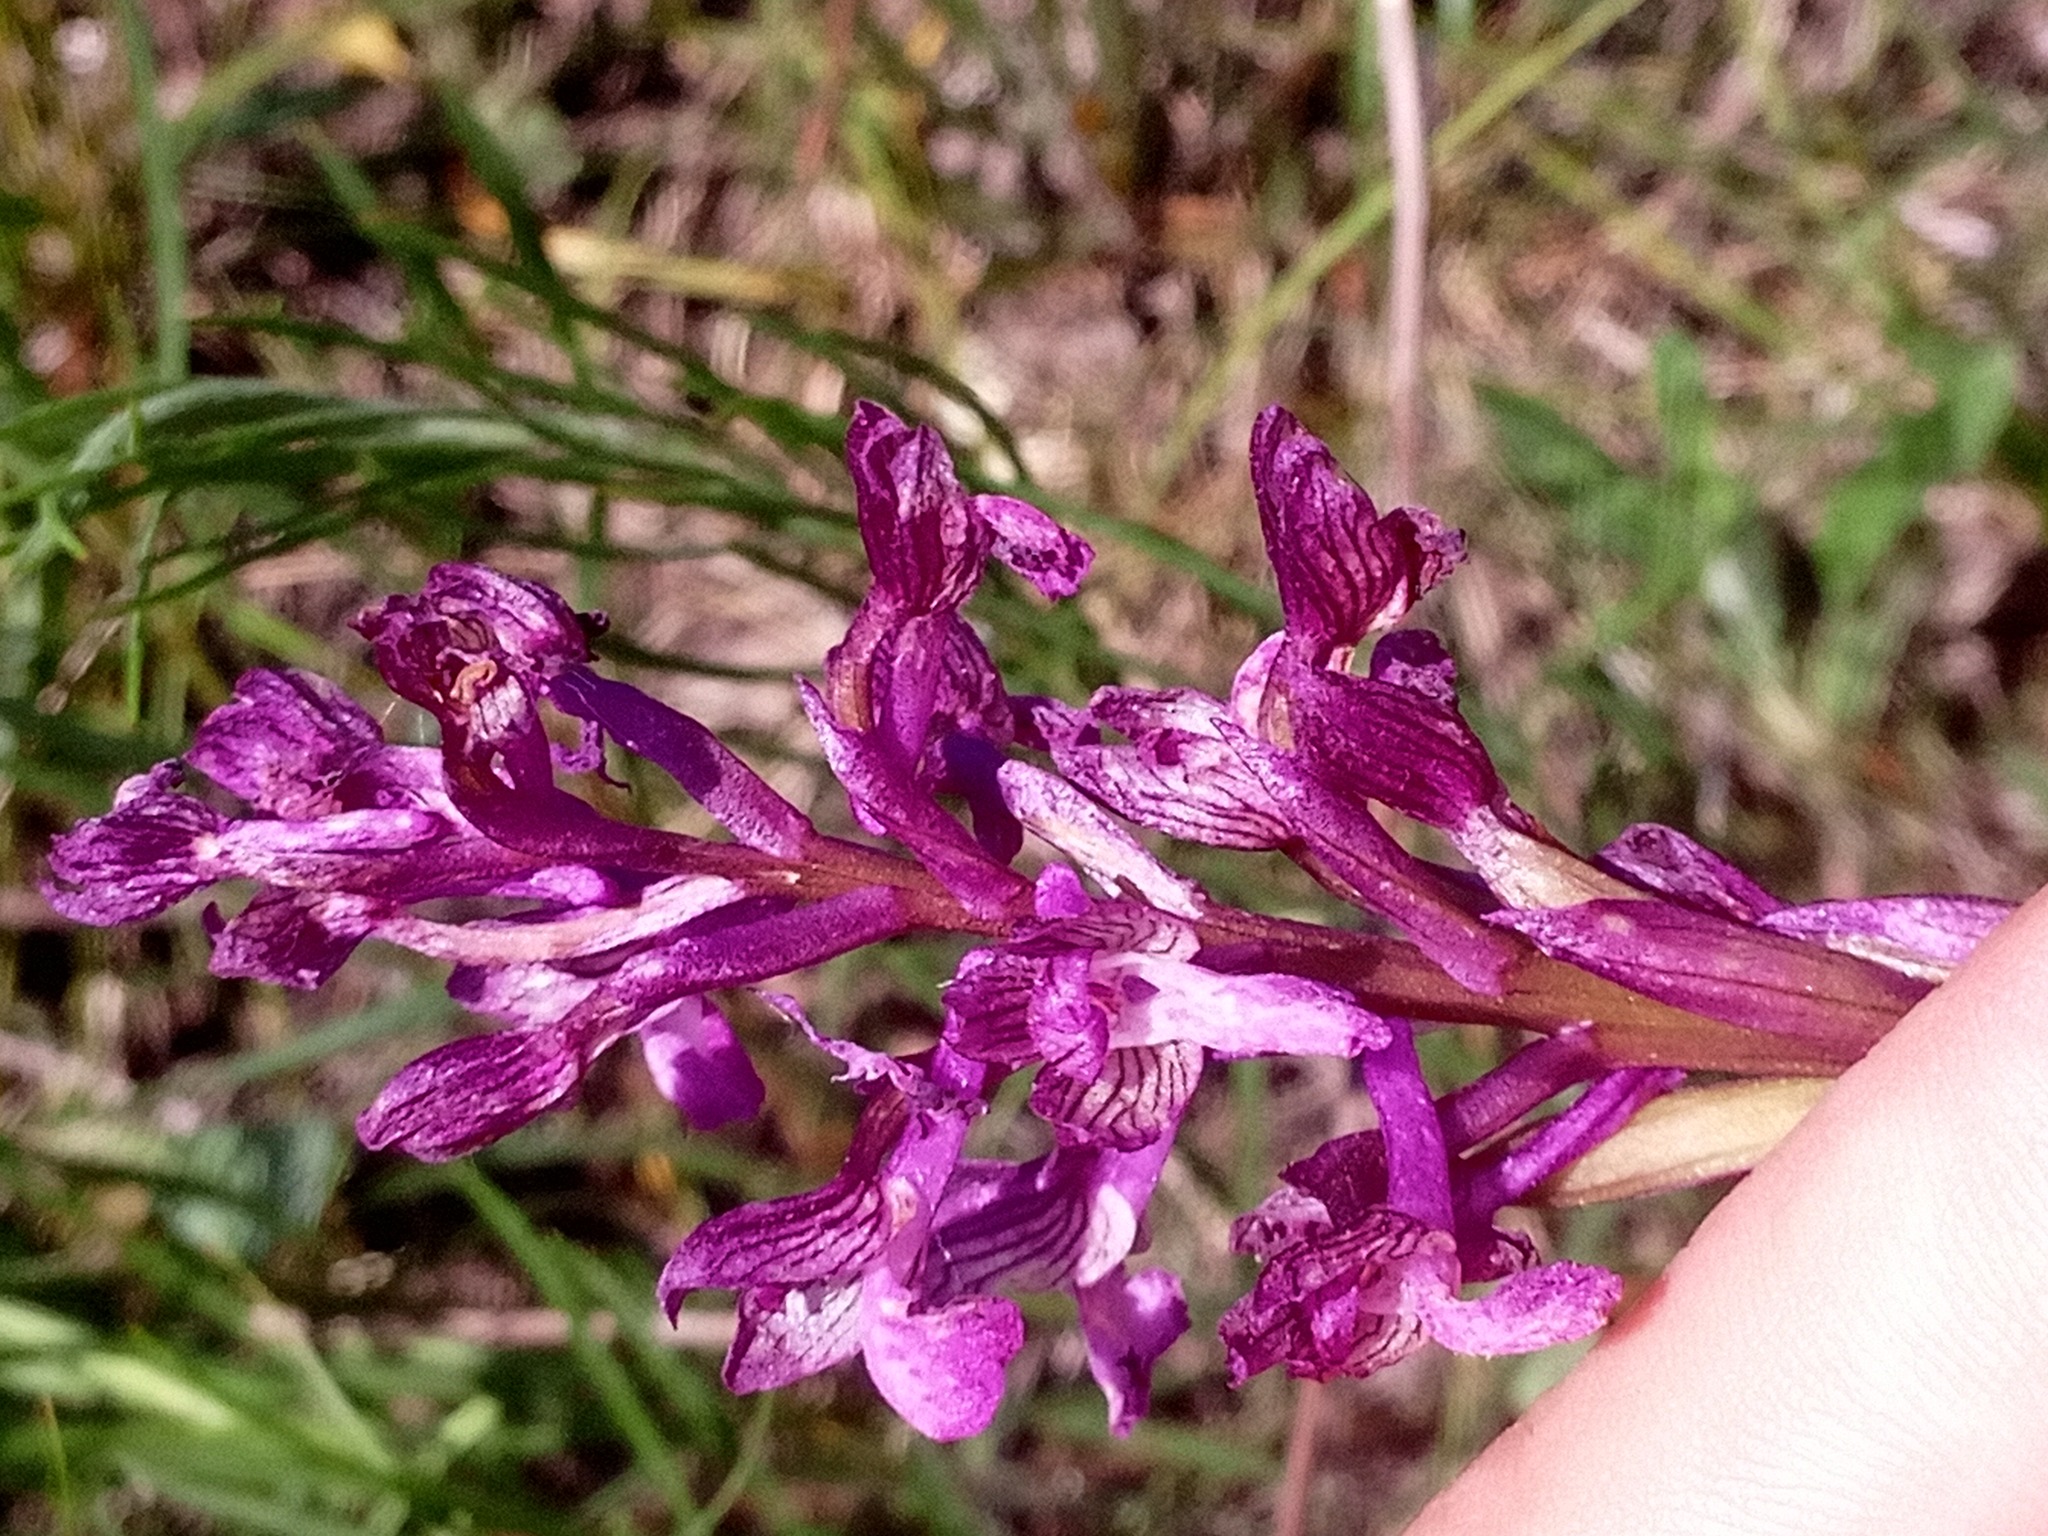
[2,0,2045,1530]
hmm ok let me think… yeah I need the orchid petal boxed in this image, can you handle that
[1228,631,1285,732]
[1250,406,1463,661]
[546,666,818,857]
[942,946,1041,1065]
[844,402,987,613]
[638,997,765,1131]
[659,1093,912,1303]
[1218,1210,1435,1385]
[42,765,222,922]
[723,1283,865,1392]
[357,1024,606,1161]
[1758,894,2014,982]
[798,680,1029,919]
[1489,898,1927,1057]
[1231,1184,1339,1260]
[1033,863,1092,918]
[1029,950,1110,1080]
[186,669,383,818]
[1279,646,1507,834]
[924,1154,1102,1300]
[42,765,454,923]
[1595,822,1784,921]
[1031,1040,1203,1150]
[1078,1267,1188,1436]
[606,885,913,1000]
[1409,1258,1622,1357]
[1051,687,1291,850]
[208,890,377,989]
[970,493,1093,599]
[1223,726,1520,994]
[352,563,594,769]
[861,1279,1024,1442]
[1103,954,1390,1058]
[997,760,1204,916]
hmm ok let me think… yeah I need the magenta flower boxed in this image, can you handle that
[923,1133,1190,1435]
[808,400,1091,917]
[1221,1027,1674,1384]
[1249,406,1465,669]
[658,1041,1025,1442]
[44,667,618,979]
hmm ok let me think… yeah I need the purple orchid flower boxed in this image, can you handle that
[344,875,913,1160]
[658,1038,1025,1441]
[923,1132,1190,1436]
[1221,1025,1675,1384]
[46,567,903,1160]
[352,564,821,882]
[946,866,1389,1148]
[805,401,1092,918]
[1227,415,2012,1042]
[1024,640,1294,852]
[43,668,621,972]
[1249,406,1465,671]
[355,992,763,1162]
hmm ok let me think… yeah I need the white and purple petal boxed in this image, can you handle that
[724,1282,865,1393]
[1101,953,1390,1058]
[545,667,819,858]
[1077,1267,1188,1437]
[185,669,385,819]
[1489,899,1927,1060]
[1029,950,1110,1080]
[659,1093,913,1301]
[43,764,225,923]
[1406,1255,1622,1357]
[996,760,1204,916]
[207,890,379,990]
[1594,822,1785,922]
[42,765,451,924]
[1031,1040,1203,1150]
[1757,894,2014,982]
[970,492,1093,599]
[1050,687,1293,850]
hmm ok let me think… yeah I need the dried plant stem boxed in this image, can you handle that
[1378,0,1429,503]
[1275,1374,1327,1536]
[1277,6,1426,1529]
[1150,0,1650,494]
[795,0,859,179]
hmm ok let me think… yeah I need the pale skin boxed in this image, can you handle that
[1409,885,2048,1536]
